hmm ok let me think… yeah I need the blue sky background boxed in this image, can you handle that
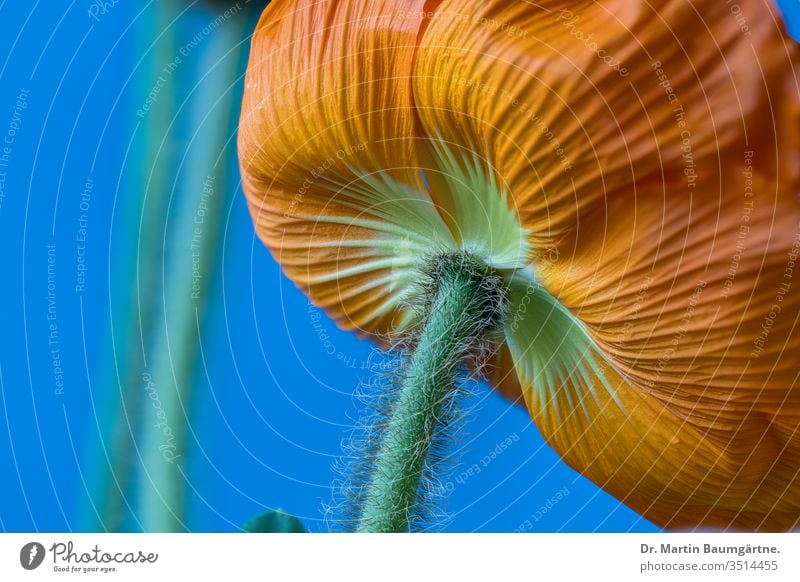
[0,1,797,533]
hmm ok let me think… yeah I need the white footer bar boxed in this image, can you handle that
[1,533,797,581]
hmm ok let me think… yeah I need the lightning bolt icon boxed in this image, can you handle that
[28,545,38,566]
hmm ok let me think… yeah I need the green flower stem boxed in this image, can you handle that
[357,255,505,532]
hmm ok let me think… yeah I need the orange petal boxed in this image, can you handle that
[413,0,799,246]
[239,0,454,337]
[510,328,800,531]
[529,165,800,530]
[414,0,800,528]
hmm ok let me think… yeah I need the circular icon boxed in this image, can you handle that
[19,542,45,570]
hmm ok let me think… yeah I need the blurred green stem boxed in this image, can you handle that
[137,9,253,532]
[82,4,257,532]
[82,3,179,532]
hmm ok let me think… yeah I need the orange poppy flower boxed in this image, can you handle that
[238,0,800,531]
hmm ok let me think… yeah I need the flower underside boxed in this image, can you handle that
[239,0,800,531]
[308,140,625,423]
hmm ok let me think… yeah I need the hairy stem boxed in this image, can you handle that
[357,253,506,532]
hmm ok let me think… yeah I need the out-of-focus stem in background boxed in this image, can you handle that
[80,1,261,532]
